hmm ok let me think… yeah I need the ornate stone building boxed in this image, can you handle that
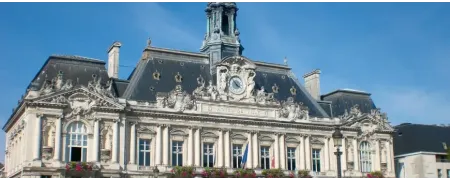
[2,2,395,178]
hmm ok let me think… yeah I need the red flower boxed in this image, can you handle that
[181,171,187,177]
[289,172,295,178]
[75,164,82,171]
[252,173,257,178]
[65,164,70,171]
[170,169,174,173]
[192,172,196,177]
[367,173,373,178]
[268,174,273,178]
[244,173,249,178]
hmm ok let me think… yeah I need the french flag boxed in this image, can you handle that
[241,143,249,169]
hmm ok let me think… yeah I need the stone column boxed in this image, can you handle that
[252,132,259,168]
[53,115,63,161]
[224,130,231,168]
[194,127,201,166]
[247,131,253,168]
[375,140,380,171]
[163,125,170,165]
[92,118,100,162]
[33,113,43,160]
[218,129,224,167]
[353,139,359,171]
[341,138,347,170]
[155,125,162,165]
[324,136,329,171]
[188,127,194,166]
[389,139,394,175]
[129,122,136,164]
[111,118,120,163]
[280,134,286,170]
[274,133,280,168]
[299,135,305,170]
[385,141,391,173]
[305,135,311,170]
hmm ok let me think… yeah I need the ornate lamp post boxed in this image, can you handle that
[332,127,343,178]
[153,167,160,178]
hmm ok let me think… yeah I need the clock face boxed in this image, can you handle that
[228,76,245,94]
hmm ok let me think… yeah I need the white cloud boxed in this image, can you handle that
[371,86,450,126]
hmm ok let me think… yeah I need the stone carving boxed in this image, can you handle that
[217,67,229,95]
[87,76,114,98]
[158,85,196,112]
[342,104,362,120]
[8,120,26,142]
[245,71,256,98]
[193,76,219,101]
[50,95,67,104]
[278,97,309,121]
[42,146,53,161]
[255,86,277,104]
[101,149,111,163]
[39,73,73,96]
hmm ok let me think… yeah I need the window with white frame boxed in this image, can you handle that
[138,139,151,166]
[260,146,270,169]
[232,144,243,168]
[65,121,88,162]
[287,147,296,171]
[203,143,214,167]
[312,149,321,172]
[360,141,372,173]
[172,141,183,166]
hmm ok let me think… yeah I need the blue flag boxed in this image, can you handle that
[241,143,249,168]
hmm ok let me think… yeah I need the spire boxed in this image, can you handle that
[201,2,244,69]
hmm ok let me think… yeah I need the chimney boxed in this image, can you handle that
[107,41,122,78]
[303,69,321,100]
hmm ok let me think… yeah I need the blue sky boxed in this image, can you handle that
[1,2,450,163]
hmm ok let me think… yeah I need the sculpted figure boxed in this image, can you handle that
[246,72,255,98]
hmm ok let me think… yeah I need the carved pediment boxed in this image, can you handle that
[137,126,156,134]
[156,85,196,112]
[201,131,218,138]
[278,97,309,121]
[231,133,247,140]
[31,87,124,118]
[217,56,256,70]
[310,137,324,145]
[343,108,394,132]
[258,135,274,142]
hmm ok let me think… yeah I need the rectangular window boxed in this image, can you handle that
[172,141,183,166]
[138,139,151,166]
[232,144,243,168]
[446,169,450,178]
[203,143,214,167]
[287,147,296,171]
[260,146,270,169]
[312,149,321,172]
[437,169,442,178]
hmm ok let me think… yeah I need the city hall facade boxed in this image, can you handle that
[3,2,395,178]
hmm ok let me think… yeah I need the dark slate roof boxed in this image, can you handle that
[252,70,327,117]
[3,55,111,130]
[122,49,211,102]
[111,78,129,98]
[321,89,376,117]
[317,101,333,117]
[28,55,110,91]
[393,123,450,156]
[122,48,329,117]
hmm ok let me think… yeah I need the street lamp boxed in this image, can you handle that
[332,127,343,178]
[153,167,160,178]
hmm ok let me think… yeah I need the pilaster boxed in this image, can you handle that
[194,127,201,167]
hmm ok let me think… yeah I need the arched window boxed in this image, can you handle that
[222,14,229,35]
[359,141,372,173]
[65,122,88,162]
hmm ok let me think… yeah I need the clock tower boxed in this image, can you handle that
[200,2,244,73]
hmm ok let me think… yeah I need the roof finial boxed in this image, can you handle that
[284,56,288,65]
[147,37,152,47]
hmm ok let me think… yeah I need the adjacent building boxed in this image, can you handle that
[3,2,395,178]
[394,123,450,178]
